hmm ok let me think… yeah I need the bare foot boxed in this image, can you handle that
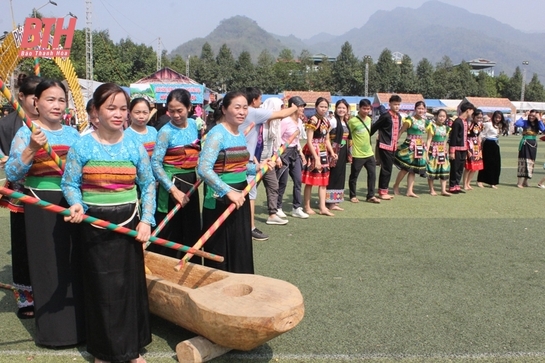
[464,186,473,191]
[517,184,524,189]
[441,191,452,197]
[330,205,344,211]
[429,191,438,196]
[318,209,334,216]
[491,185,498,189]
[304,208,316,215]
[477,182,484,188]
[393,186,400,195]
[130,356,146,363]
[378,194,393,200]
[406,193,419,198]
[350,197,359,203]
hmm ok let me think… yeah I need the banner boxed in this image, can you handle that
[130,83,205,104]
[18,17,77,58]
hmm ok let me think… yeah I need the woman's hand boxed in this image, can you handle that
[226,190,245,209]
[170,186,190,207]
[0,155,7,168]
[28,126,47,152]
[135,222,151,243]
[64,203,84,223]
[314,160,322,171]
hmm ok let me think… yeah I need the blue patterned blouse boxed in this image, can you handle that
[61,133,156,226]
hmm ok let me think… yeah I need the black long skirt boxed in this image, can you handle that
[10,211,33,308]
[517,139,537,178]
[326,144,348,203]
[24,189,85,346]
[477,139,501,185]
[80,203,151,362]
[150,171,201,261]
[202,181,254,274]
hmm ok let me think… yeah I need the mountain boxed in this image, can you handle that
[169,1,545,80]
[311,1,545,77]
[169,16,312,61]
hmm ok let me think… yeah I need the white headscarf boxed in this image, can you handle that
[260,97,284,158]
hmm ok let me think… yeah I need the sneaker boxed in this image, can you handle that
[292,207,309,219]
[276,209,287,218]
[251,228,269,241]
[266,215,289,225]
[538,184,545,189]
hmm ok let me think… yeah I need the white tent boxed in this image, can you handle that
[511,101,545,112]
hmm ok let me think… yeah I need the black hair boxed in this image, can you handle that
[34,79,67,99]
[86,99,93,114]
[166,89,192,110]
[92,83,130,110]
[334,99,350,120]
[414,100,427,109]
[359,99,371,108]
[491,110,507,132]
[315,97,330,108]
[435,109,448,119]
[389,94,402,103]
[244,87,262,105]
[18,75,42,96]
[129,97,151,112]
[212,91,247,122]
[473,109,483,118]
[460,102,476,114]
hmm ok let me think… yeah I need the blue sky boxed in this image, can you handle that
[2,0,543,52]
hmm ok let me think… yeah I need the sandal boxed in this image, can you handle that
[17,306,34,319]
[366,197,381,204]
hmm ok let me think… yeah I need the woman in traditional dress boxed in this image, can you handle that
[5,79,85,346]
[462,109,484,190]
[197,91,255,273]
[62,83,154,363]
[426,109,451,196]
[477,111,507,188]
[325,99,351,211]
[125,98,157,158]
[392,101,428,198]
[514,110,545,188]
[302,97,337,216]
[150,89,201,259]
[0,75,41,319]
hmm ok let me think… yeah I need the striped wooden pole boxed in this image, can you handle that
[0,282,16,291]
[0,78,64,171]
[34,58,40,77]
[174,130,300,271]
[149,122,256,242]
[0,186,224,263]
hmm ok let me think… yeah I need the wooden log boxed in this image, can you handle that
[176,336,232,363]
[145,251,304,351]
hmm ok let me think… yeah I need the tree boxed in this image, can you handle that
[415,58,434,98]
[273,49,301,92]
[431,56,454,98]
[311,57,334,92]
[255,50,277,93]
[375,48,399,93]
[475,71,498,97]
[298,49,314,91]
[397,54,416,94]
[164,53,186,75]
[216,44,236,92]
[495,72,511,98]
[525,73,545,102]
[193,42,217,87]
[231,51,256,91]
[504,67,523,101]
[332,41,362,95]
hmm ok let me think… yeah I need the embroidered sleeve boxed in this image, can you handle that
[197,130,231,197]
[5,128,32,182]
[134,143,156,226]
[305,116,319,131]
[61,143,87,211]
[402,117,412,127]
[150,128,173,191]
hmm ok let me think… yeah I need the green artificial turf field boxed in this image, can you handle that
[2,135,545,362]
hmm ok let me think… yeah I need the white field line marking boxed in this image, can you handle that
[3,350,545,360]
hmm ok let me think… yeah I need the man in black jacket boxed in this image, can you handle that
[370,95,402,200]
[448,102,475,193]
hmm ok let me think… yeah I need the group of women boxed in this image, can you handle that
[0,81,263,362]
[2,77,544,363]
[390,102,511,197]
